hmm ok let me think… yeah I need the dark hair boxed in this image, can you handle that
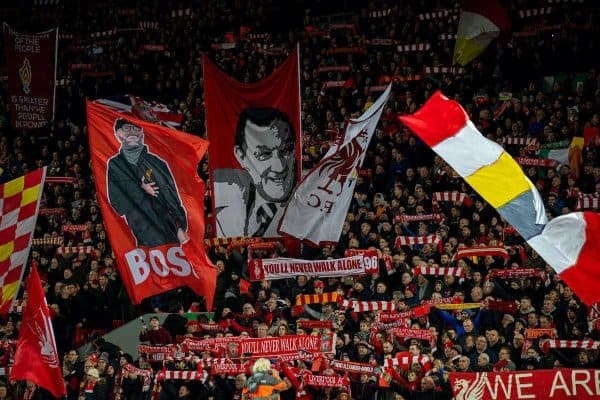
[114,118,141,132]
[235,108,294,154]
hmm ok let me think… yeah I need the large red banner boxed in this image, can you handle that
[450,369,600,400]
[238,334,334,358]
[3,24,57,130]
[203,46,301,238]
[86,101,216,309]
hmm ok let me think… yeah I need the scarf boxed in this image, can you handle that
[337,297,396,312]
[434,302,481,310]
[390,328,434,341]
[297,320,334,329]
[377,304,431,322]
[296,292,339,306]
[330,360,377,375]
[395,234,440,247]
[121,145,144,164]
[122,364,152,391]
[455,246,509,260]
[413,266,464,278]
[304,374,349,387]
[487,300,519,314]
[487,268,545,280]
[542,339,600,351]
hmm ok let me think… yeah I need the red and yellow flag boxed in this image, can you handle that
[0,168,45,314]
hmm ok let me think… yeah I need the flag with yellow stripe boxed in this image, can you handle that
[0,168,45,314]
[296,292,339,306]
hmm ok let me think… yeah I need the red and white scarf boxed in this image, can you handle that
[413,266,464,278]
[432,191,471,207]
[543,340,600,350]
[304,374,349,387]
[395,235,440,248]
[155,370,208,382]
[56,246,97,256]
[122,364,152,391]
[31,237,64,246]
[384,354,431,370]
[576,194,600,210]
[210,361,249,376]
[516,157,558,168]
[337,297,395,312]
[487,268,545,280]
[377,305,431,322]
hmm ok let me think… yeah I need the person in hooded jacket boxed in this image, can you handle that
[242,358,289,400]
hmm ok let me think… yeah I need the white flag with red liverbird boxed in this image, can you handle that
[10,264,66,398]
[278,84,391,246]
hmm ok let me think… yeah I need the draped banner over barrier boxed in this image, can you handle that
[450,369,600,400]
[203,46,301,239]
[3,24,57,130]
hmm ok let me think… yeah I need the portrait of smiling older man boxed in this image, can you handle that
[213,107,297,237]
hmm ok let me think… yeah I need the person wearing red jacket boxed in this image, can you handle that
[138,317,172,345]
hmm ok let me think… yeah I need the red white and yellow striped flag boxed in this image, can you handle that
[0,168,45,314]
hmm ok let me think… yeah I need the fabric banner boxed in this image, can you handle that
[86,101,216,309]
[203,46,301,239]
[248,255,367,281]
[450,369,600,400]
[3,24,57,130]
[317,65,351,73]
[10,267,66,398]
[278,85,391,246]
[343,249,379,274]
[181,337,241,353]
[238,335,334,358]
[95,95,183,129]
[0,169,45,315]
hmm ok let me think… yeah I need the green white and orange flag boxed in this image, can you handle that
[453,0,510,66]
[0,168,46,314]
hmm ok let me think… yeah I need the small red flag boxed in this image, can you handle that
[10,265,66,398]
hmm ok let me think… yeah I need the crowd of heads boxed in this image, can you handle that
[0,0,599,399]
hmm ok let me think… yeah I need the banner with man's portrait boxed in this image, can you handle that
[86,101,216,309]
[3,23,57,130]
[203,46,301,238]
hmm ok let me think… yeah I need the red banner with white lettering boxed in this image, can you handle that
[249,255,367,281]
[450,369,600,400]
[86,101,216,309]
[203,46,301,239]
[3,24,57,130]
[238,335,335,358]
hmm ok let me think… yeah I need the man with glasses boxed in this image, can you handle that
[107,118,188,247]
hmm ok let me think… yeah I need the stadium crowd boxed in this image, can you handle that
[0,0,600,399]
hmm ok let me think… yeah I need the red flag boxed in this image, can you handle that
[86,101,217,310]
[3,24,58,130]
[10,265,66,398]
[203,45,301,239]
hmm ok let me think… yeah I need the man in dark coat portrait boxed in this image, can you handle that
[107,118,188,247]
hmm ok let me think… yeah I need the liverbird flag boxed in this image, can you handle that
[453,0,510,66]
[0,168,45,315]
[11,264,66,398]
[400,92,600,305]
[278,84,391,246]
